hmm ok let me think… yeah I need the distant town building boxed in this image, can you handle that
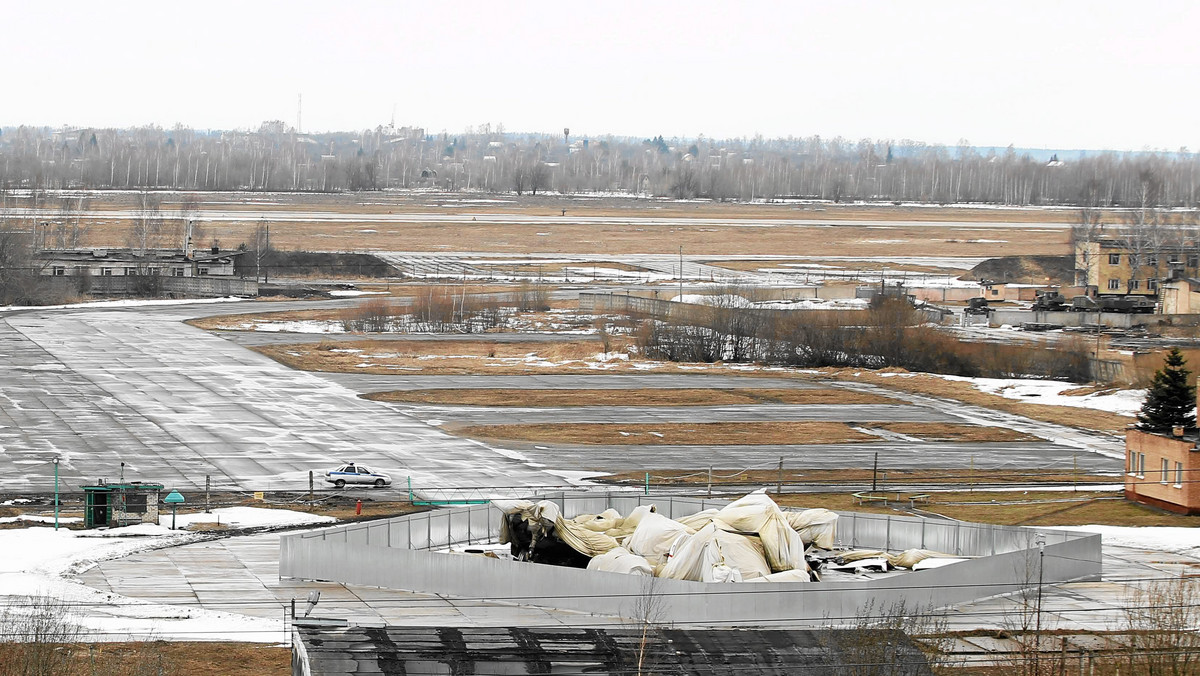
[36,247,243,278]
[1075,238,1200,297]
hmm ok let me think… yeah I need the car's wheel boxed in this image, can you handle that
[374,479,386,487]
[334,479,346,488]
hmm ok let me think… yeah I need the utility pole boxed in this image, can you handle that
[1034,532,1046,672]
[53,458,60,531]
[871,452,879,492]
[679,245,684,301]
[264,223,270,284]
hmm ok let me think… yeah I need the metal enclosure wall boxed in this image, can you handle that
[280,494,1102,626]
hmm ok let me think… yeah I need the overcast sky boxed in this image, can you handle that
[3,1,1196,151]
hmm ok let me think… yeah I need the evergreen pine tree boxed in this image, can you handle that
[1137,348,1197,432]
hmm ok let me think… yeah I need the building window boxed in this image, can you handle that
[1139,453,1146,478]
[150,268,161,275]
[1109,253,1121,264]
[1147,255,1158,266]
[990,289,1000,296]
[101,268,113,276]
[1128,451,1137,474]
[1188,255,1198,268]
[1162,458,1170,484]
[52,267,65,276]
[1176,461,1184,487]
[1108,279,1121,290]
[173,268,185,277]
[198,267,209,275]
[1129,279,1140,290]
[124,267,138,276]
[123,492,147,514]
[1148,278,1158,291]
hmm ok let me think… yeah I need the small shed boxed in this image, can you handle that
[80,482,164,528]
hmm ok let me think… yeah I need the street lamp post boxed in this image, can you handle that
[53,458,60,531]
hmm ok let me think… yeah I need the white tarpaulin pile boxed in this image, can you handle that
[587,547,653,576]
[572,508,624,532]
[554,516,620,558]
[834,548,963,570]
[783,508,838,550]
[491,492,847,583]
[712,491,810,574]
[625,512,693,565]
[659,523,773,582]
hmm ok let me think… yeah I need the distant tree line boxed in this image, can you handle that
[630,294,1094,382]
[1,122,1198,206]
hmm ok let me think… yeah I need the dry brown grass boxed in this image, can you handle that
[187,307,351,330]
[455,421,889,445]
[0,642,289,676]
[708,259,963,275]
[604,467,1113,487]
[252,338,656,375]
[810,369,1134,433]
[364,387,899,407]
[86,220,1068,258]
[74,195,1073,258]
[774,490,1196,527]
[476,260,650,274]
[873,422,1039,442]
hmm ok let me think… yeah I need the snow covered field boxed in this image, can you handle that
[0,508,334,642]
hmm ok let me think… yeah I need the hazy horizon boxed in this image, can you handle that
[4,1,1197,152]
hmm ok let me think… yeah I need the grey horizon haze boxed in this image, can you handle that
[3,0,1197,152]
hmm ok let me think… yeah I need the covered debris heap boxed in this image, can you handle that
[495,490,857,582]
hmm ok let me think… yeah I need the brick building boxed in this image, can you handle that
[1125,424,1200,514]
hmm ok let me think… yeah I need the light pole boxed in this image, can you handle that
[679,246,684,301]
[53,458,60,531]
[1034,532,1046,671]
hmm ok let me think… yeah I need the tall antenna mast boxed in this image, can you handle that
[297,94,303,133]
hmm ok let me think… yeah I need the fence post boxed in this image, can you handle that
[885,514,891,551]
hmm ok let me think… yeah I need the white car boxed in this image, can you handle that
[324,463,392,488]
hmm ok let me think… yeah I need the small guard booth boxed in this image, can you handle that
[81,481,164,528]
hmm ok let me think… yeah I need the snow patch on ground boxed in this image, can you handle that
[161,506,336,529]
[671,293,869,310]
[879,373,1145,416]
[0,507,335,641]
[1052,525,1200,557]
[328,290,388,297]
[235,319,346,333]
